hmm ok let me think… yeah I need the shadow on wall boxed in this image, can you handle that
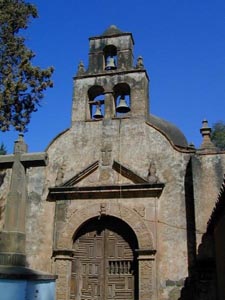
[179,175,225,300]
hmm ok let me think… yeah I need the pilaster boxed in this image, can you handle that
[136,249,157,300]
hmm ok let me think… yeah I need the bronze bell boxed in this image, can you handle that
[116,96,130,113]
[105,56,116,70]
[93,105,103,119]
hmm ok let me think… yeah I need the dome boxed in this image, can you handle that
[148,114,188,148]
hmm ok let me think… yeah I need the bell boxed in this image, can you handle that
[105,56,116,70]
[116,96,130,113]
[93,105,103,119]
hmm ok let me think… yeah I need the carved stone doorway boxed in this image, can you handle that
[70,216,138,300]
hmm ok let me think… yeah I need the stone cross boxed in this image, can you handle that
[101,143,112,166]
[0,134,48,266]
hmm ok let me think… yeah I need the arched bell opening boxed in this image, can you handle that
[70,215,139,300]
[103,45,117,71]
[113,83,131,117]
[88,85,105,120]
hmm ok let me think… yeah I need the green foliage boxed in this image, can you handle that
[0,0,54,132]
[0,142,7,155]
[211,121,225,150]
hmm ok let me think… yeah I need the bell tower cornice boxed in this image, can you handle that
[74,68,149,81]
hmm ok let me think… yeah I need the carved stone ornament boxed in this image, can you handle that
[136,56,144,69]
[147,161,158,184]
[133,205,145,217]
[77,60,85,75]
[55,165,65,186]
[101,143,112,166]
[99,203,107,218]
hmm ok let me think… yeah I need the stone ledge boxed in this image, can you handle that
[136,249,157,260]
[0,266,57,280]
[48,183,164,201]
[52,249,74,260]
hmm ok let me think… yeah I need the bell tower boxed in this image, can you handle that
[72,25,149,123]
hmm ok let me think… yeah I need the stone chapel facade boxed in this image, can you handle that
[1,25,225,300]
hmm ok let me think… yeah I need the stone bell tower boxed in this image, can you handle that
[72,25,149,123]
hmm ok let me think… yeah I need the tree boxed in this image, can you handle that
[0,0,54,132]
[211,121,225,150]
[0,142,7,155]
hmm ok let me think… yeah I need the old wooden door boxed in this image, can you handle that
[70,217,138,300]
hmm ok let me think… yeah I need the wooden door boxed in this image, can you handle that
[70,217,137,300]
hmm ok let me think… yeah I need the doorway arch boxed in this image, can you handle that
[70,216,138,300]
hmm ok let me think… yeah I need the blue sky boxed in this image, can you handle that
[1,0,225,153]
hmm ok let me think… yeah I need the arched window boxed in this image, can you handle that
[113,83,131,117]
[88,86,105,120]
[103,45,117,70]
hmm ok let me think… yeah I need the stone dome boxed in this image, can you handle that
[148,114,188,148]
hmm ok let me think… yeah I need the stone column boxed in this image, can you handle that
[53,250,74,300]
[137,249,157,300]
[104,91,114,119]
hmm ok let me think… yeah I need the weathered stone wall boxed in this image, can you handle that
[178,174,225,300]
[21,117,192,299]
[192,153,225,246]
[1,119,224,300]
[26,166,55,272]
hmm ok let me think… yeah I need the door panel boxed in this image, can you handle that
[71,217,137,300]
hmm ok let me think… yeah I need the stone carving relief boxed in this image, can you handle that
[99,168,110,181]
[141,260,152,273]
[98,203,107,219]
[58,202,154,250]
[136,56,144,69]
[140,260,153,298]
[147,161,158,184]
[133,205,146,217]
[120,62,126,71]
[85,170,99,184]
[77,60,85,75]
[98,143,115,184]
[55,165,65,186]
[101,143,112,166]
[66,208,78,221]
